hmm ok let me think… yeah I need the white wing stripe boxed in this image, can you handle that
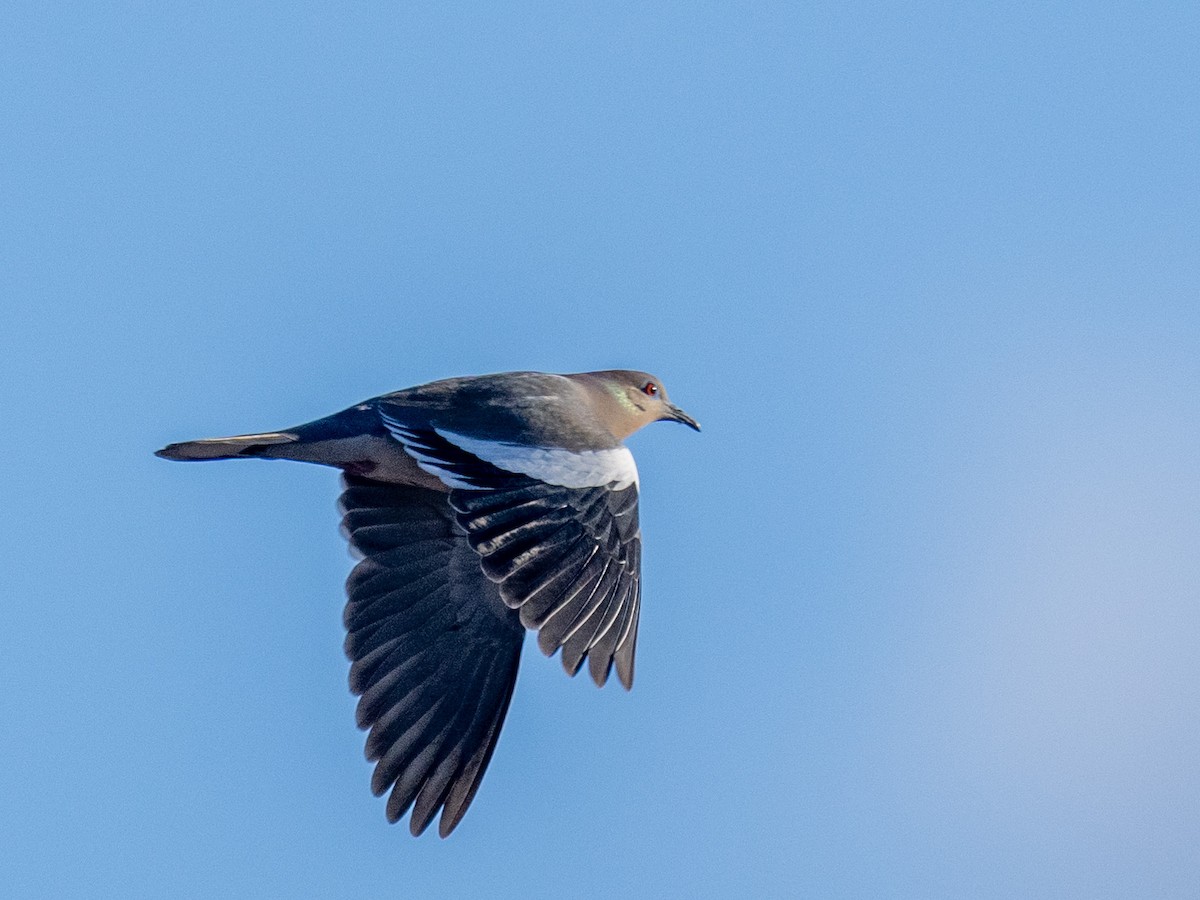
[435,429,638,489]
[380,414,639,490]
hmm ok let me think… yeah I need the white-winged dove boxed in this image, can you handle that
[157,370,699,837]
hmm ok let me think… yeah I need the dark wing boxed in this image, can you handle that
[377,419,644,689]
[451,481,642,690]
[339,475,524,837]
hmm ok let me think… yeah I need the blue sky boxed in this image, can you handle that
[3,2,1198,897]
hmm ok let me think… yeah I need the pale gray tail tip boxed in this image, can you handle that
[155,432,297,461]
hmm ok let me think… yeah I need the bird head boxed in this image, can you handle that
[575,370,701,440]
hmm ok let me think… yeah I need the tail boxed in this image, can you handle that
[155,431,299,461]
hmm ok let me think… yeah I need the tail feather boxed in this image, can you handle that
[155,432,299,461]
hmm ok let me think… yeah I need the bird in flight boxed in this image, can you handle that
[156,370,699,837]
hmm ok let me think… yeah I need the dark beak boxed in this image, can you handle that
[663,403,701,432]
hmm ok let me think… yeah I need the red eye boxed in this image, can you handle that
[643,382,659,396]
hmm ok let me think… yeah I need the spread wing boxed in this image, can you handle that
[339,475,524,837]
[379,415,644,689]
[451,481,642,689]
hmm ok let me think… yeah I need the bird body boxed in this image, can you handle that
[157,369,698,837]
